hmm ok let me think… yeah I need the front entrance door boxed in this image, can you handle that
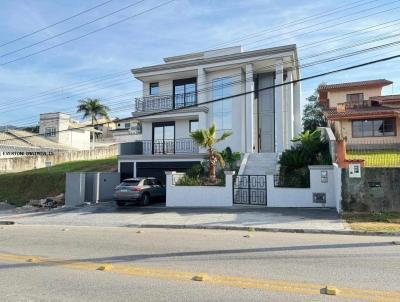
[152,122,175,154]
[258,73,275,152]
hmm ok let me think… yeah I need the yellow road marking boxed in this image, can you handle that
[0,252,399,302]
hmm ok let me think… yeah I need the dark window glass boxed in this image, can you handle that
[150,82,159,95]
[346,93,364,102]
[352,119,396,137]
[121,180,140,186]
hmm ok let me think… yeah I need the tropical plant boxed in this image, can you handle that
[220,147,241,171]
[76,98,110,126]
[190,123,232,182]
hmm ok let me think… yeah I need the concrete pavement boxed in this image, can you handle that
[0,225,399,301]
[0,201,348,232]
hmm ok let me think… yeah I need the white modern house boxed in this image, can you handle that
[118,45,302,181]
[39,112,92,150]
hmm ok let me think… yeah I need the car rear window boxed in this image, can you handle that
[121,180,140,186]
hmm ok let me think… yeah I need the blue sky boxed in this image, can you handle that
[1,0,400,127]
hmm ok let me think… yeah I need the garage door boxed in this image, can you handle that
[136,161,200,184]
[119,162,134,181]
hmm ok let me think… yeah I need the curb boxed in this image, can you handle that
[125,224,400,237]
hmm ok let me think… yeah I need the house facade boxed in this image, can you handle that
[119,45,302,181]
[318,79,400,148]
[39,112,92,150]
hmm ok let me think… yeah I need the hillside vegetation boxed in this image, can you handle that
[0,158,117,206]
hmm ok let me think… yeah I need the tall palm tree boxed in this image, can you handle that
[190,123,232,182]
[76,98,110,126]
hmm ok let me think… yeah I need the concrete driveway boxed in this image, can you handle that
[0,202,348,232]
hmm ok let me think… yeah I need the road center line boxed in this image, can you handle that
[0,252,399,302]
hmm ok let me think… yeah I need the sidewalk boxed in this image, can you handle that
[0,201,349,233]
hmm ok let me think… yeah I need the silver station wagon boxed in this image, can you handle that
[113,177,165,207]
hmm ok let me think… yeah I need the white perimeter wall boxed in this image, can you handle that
[166,171,234,207]
[267,165,341,211]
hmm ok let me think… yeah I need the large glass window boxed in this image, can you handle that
[152,122,175,154]
[173,78,197,109]
[212,77,232,130]
[352,119,396,137]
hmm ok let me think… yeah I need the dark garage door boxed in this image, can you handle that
[120,162,134,181]
[136,161,200,184]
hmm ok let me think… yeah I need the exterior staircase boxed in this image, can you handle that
[239,152,278,175]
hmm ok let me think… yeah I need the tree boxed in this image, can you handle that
[190,123,232,182]
[76,98,110,126]
[302,89,327,132]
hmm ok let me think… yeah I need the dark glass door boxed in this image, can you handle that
[173,78,197,109]
[152,122,175,154]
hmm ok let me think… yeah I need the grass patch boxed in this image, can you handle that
[342,212,400,233]
[347,151,400,167]
[0,158,117,207]
[349,222,400,233]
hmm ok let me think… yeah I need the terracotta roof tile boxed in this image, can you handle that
[318,79,393,91]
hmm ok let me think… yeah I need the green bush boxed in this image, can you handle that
[175,175,203,186]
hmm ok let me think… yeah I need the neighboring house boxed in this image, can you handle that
[0,129,75,159]
[39,112,92,150]
[118,45,302,181]
[318,79,400,148]
[97,119,142,143]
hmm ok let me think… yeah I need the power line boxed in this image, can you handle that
[1,52,399,143]
[246,0,400,50]
[0,0,115,48]
[212,0,374,49]
[3,22,400,119]
[0,0,176,66]
[0,0,392,108]
[4,33,400,126]
[0,0,147,58]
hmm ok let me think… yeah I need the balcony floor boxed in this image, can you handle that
[118,153,207,160]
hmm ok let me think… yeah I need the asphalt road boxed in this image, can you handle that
[0,225,399,302]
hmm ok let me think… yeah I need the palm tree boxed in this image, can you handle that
[76,98,110,126]
[190,123,232,182]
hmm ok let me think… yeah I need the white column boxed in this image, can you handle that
[245,64,254,153]
[274,59,284,153]
[133,162,137,178]
[285,71,294,147]
[197,67,206,105]
[293,81,302,136]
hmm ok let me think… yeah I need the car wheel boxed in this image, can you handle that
[140,193,150,206]
[116,200,125,207]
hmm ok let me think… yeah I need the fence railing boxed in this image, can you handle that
[134,93,197,112]
[346,139,400,167]
[142,138,199,155]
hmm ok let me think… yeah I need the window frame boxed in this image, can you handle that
[352,118,396,138]
[149,82,160,96]
[45,127,56,137]
[189,120,199,133]
[346,93,364,103]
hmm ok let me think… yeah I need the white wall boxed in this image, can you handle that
[267,165,338,209]
[166,171,234,207]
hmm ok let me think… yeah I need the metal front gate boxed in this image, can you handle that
[233,175,267,205]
